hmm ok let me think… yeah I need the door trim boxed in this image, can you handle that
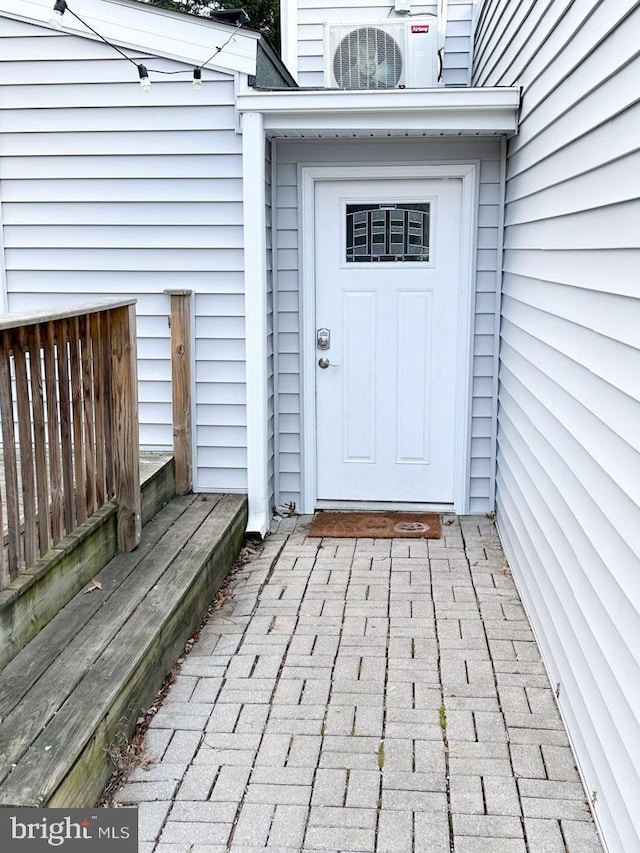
[298,163,479,515]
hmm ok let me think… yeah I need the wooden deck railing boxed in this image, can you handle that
[0,300,141,590]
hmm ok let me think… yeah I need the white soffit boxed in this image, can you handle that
[237,87,521,136]
[1,0,259,75]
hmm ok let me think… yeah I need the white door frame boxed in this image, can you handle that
[298,163,479,515]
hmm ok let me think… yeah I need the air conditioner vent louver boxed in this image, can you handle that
[333,27,403,90]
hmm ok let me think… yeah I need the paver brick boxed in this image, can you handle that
[413,808,451,852]
[308,806,377,829]
[510,744,546,779]
[344,769,380,808]
[561,819,603,851]
[453,814,524,837]
[251,766,315,787]
[524,818,566,853]
[169,801,238,823]
[136,801,171,842]
[449,776,484,815]
[382,770,446,794]
[244,782,312,805]
[268,804,309,848]
[454,839,526,853]
[160,821,231,845]
[311,769,348,806]
[484,777,521,816]
[118,780,179,803]
[303,825,376,851]
[540,745,581,781]
[376,810,412,853]
[231,803,272,847]
[518,778,587,801]
[382,790,447,813]
[521,797,591,822]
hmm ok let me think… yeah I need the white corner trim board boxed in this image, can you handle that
[298,163,479,516]
[242,111,270,536]
[279,0,298,81]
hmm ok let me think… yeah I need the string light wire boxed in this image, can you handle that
[52,3,247,84]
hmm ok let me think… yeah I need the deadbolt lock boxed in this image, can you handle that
[316,328,330,350]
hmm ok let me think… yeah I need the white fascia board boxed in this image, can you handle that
[1,0,258,75]
[237,86,520,134]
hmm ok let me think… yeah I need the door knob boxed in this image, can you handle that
[318,358,339,368]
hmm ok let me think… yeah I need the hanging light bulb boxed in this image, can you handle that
[49,0,67,29]
[192,67,202,90]
[137,64,151,92]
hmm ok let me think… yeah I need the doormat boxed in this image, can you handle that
[308,511,441,539]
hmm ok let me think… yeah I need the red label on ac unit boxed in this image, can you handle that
[411,24,430,33]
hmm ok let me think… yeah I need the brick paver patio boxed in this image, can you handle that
[117,514,603,853]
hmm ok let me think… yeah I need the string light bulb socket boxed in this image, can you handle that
[137,63,151,91]
[192,67,202,90]
[49,0,67,29]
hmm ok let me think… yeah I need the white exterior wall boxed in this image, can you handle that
[0,17,247,493]
[274,137,502,513]
[290,0,474,87]
[473,2,640,851]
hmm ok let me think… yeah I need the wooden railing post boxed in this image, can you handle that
[165,290,193,495]
[110,304,141,551]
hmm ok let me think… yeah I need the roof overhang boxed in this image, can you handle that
[2,0,260,75]
[237,86,521,138]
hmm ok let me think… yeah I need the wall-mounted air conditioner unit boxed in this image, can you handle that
[326,17,443,90]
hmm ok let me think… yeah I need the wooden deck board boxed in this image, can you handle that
[0,493,198,722]
[0,494,217,781]
[0,492,246,807]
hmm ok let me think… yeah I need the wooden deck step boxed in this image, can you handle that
[0,491,247,807]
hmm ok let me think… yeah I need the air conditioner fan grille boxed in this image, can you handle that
[333,27,403,89]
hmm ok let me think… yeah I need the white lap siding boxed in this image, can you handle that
[473,2,640,851]
[274,137,502,512]
[0,17,246,491]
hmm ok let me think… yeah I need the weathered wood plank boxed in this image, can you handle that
[91,312,106,507]
[0,299,136,332]
[0,485,4,588]
[69,316,86,525]
[0,494,199,722]
[28,324,50,556]
[55,319,75,532]
[167,290,193,496]
[44,321,64,544]
[80,316,96,516]
[101,312,114,499]
[14,328,37,566]
[110,305,141,551]
[0,332,21,577]
[0,494,247,807]
[0,495,218,784]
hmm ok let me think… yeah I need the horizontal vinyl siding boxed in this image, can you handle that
[274,137,502,512]
[473,2,640,851]
[0,18,247,490]
[295,0,473,87]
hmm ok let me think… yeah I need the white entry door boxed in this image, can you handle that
[314,178,462,504]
